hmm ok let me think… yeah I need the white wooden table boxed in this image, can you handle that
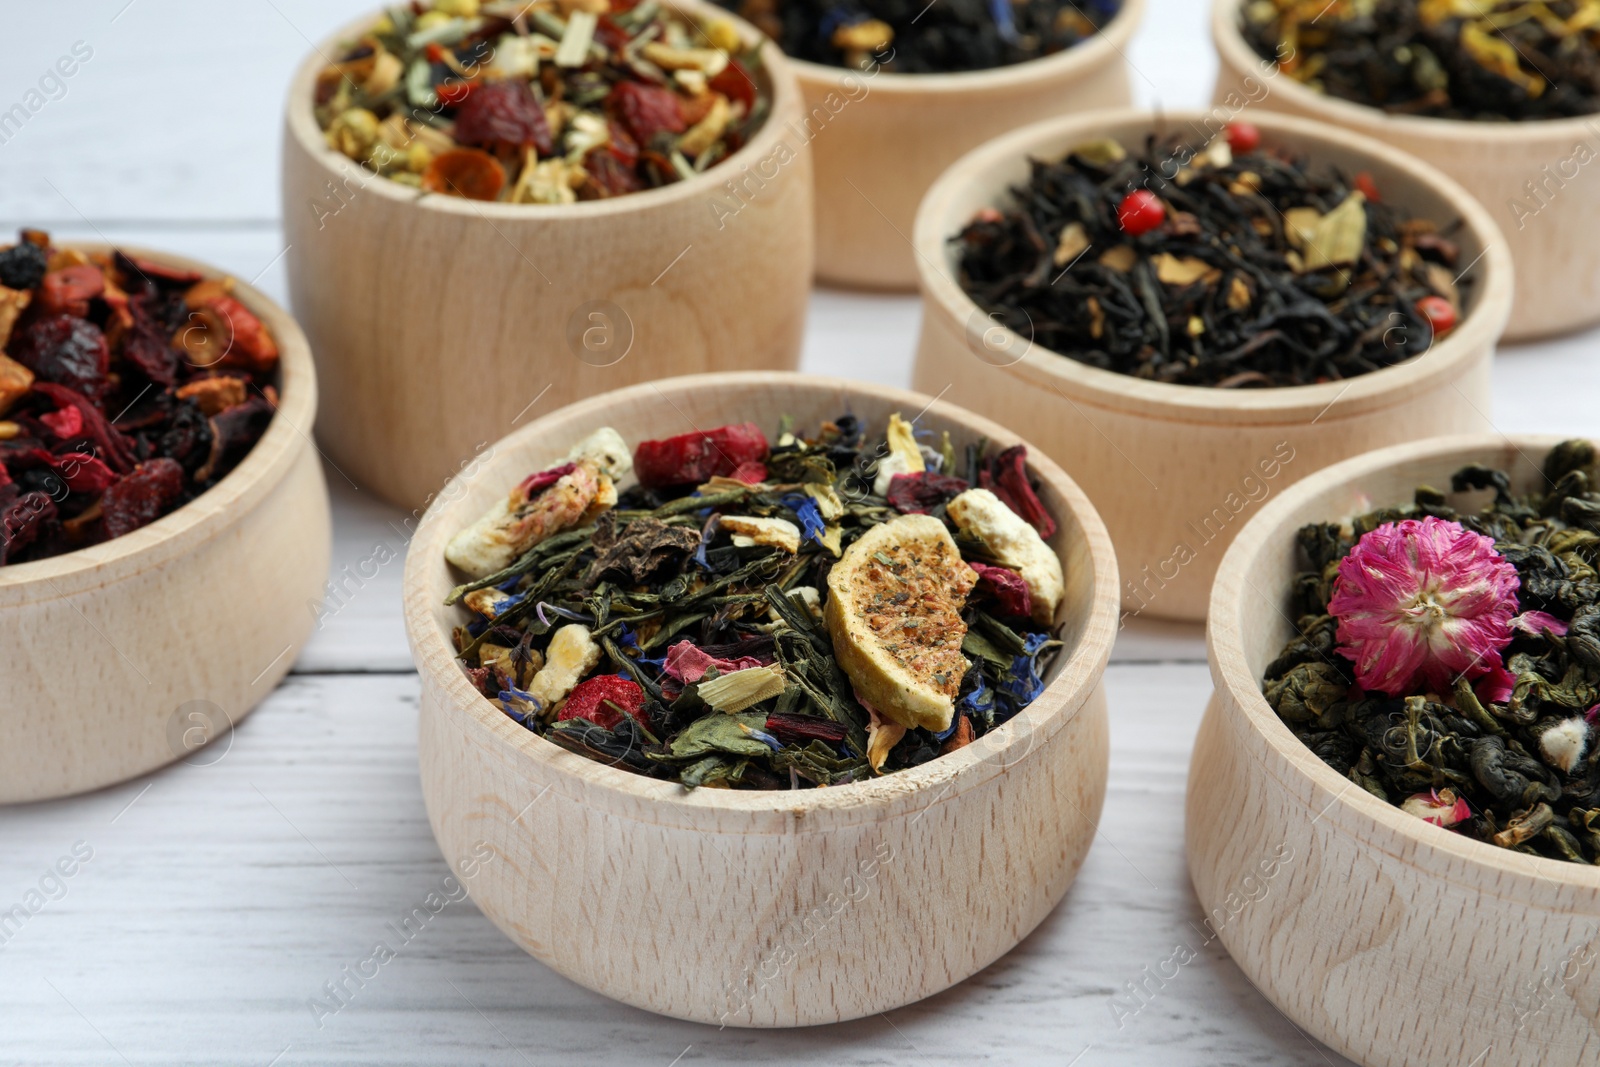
[2,2,1597,1064]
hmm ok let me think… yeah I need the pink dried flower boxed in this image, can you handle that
[1474,664,1516,706]
[1330,517,1520,696]
[1400,788,1471,828]
[1511,610,1568,637]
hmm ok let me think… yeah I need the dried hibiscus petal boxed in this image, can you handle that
[558,674,648,730]
[634,422,769,488]
[47,451,118,494]
[32,383,137,472]
[609,81,687,144]
[887,471,970,515]
[765,712,848,746]
[980,444,1057,540]
[969,561,1033,619]
[101,458,184,538]
[121,315,178,387]
[10,314,111,402]
[38,264,105,318]
[422,148,506,201]
[0,490,57,564]
[452,80,554,156]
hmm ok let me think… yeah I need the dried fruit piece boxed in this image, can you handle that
[175,376,248,416]
[970,561,1033,619]
[609,81,688,143]
[825,513,977,733]
[0,490,57,564]
[38,264,105,317]
[559,674,648,729]
[10,314,111,401]
[452,80,555,156]
[422,148,507,201]
[633,422,769,488]
[947,488,1063,625]
[0,242,48,290]
[101,458,185,538]
[979,444,1057,540]
[0,353,33,417]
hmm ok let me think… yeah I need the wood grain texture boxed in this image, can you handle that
[911,108,1514,622]
[401,372,1120,1026]
[0,246,331,804]
[280,0,815,510]
[1192,434,1600,1067]
[1211,0,1598,342]
[796,0,1142,291]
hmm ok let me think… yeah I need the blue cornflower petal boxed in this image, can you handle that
[781,493,827,545]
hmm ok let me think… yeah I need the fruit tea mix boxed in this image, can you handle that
[443,414,1067,788]
[1263,440,1600,864]
[717,0,1119,74]
[0,232,278,566]
[953,125,1470,388]
[1242,0,1600,121]
[315,0,768,203]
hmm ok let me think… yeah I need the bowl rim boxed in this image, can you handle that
[1209,431,1600,891]
[1211,0,1600,142]
[0,244,318,607]
[402,371,1120,827]
[913,106,1515,426]
[283,0,804,221]
[784,0,1144,96]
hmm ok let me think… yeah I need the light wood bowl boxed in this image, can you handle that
[0,248,331,804]
[403,371,1119,1026]
[1213,0,1600,341]
[796,0,1142,290]
[281,1,814,510]
[1192,433,1600,1067]
[912,108,1514,622]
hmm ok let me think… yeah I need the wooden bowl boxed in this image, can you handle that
[912,108,1514,622]
[403,371,1119,1026]
[0,248,331,804]
[1192,433,1600,1067]
[281,0,814,510]
[797,0,1142,291]
[1213,0,1600,341]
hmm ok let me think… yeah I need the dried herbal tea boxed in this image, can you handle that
[954,127,1469,388]
[1262,440,1600,864]
[716,0,1118,73]
[1242,0,1600,121]
[0,231,279,566]
[315,0,769,203]
[443,414,1068,788]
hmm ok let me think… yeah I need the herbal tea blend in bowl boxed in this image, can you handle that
[1195,435,1600,1067]
[1212,0,1600,340]
[714,0,1142,288]
[403,373,1118,1024]
[915,109,1512,621]
[315,0,768,202]
[0,231,279,565]
[0,244,329,803]
[283,0,812,509]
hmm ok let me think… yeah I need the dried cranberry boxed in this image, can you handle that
[121,315,178,387]
[0,490,56,563]
[634,422,769,488]
[11,315,111,402]
[101,458,184,538]
[0,241,48,291]
[969,561,1032,619]
[709,60,757,112]
[38,264,105,317]
[887,471,970,515]
[584,149,645,198]
[608,81,687,144]
[765,712,847,746]
[559,674,648,730]
[606,120,639,167]
[452,80,554,156]
[593,15,632,53]
[979,445,1057,540]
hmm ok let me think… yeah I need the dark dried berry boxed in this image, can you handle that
[157,399,214,475]
[121,310,178,387]
[11,315,111,402]
[101,458,184,539]
[608,81,687,144]
[451,80,554,156]
[0,241,48,291]
[583,148,646,198]
[201,395,274,483]
[0,490,57,564]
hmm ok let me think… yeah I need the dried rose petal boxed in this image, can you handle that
[1475,664,1516,705]
[969,561,1032,618]
[517,462,577,500]
[979,444,1057,540]
[887,471,970,515]
[1400,788,1471,828]
[663,640,765,685]
[1330,517,1520,696]
[1512,610,1568,637]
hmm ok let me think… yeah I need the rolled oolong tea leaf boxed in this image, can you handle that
[1241,0,1600,121]
[716,0,1120,74]
[1261,439,1600,864]
[444,412,1069,788]
[0,231,280,567]
[313,0,770,203]
[953,129,1471,387]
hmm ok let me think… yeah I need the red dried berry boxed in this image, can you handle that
[1224,121,1261,154]
[452,80,554,157]
[38,264,105,317]
[979,444,1057,540]
[101,458,184,538]
[11,315,111,402]
[887,471,971,515]
[38,405,83,440]
[594,15,633,53]
[606,119,640,167]
[708,60,757,112]
[1117,190,1165,236]
[969,561,1033,619]
[559,674,648,730]
[0,490,57,564]
[121,315,179,387]
[609,81,687,144]
[634,422,770,489]
[1416,295,1458,337]
[47,451,118,494]
[584,149,646,198]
